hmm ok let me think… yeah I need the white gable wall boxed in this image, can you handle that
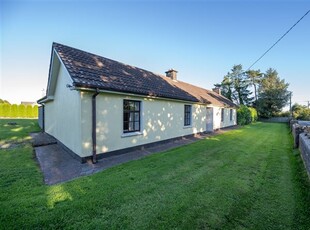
[44,64,82,155]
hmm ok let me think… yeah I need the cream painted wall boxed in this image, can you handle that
[212,107,237,130]
[79,94,208,156]
[44,64,82,155]
[43,60,237,158]
[80,91,92,157]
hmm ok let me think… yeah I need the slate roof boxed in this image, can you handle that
[52,43,236,108]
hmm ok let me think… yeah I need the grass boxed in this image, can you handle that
[0,119,310,229]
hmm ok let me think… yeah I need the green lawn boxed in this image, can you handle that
[0,119,309,229]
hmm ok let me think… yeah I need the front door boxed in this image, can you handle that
[206,107,213,132]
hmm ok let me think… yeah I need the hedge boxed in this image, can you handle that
[0,103,38,118]
[237,105,257,125]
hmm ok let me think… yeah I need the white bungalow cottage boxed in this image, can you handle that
[38,43,237,163]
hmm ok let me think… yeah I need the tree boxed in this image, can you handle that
[215,74,233,100]
[292,103,310,120]
[32,105,38,118]
[245,69,262,106]
[2,103,10,117]
[11,104,18,117]
[257,68,290,118]
[215,64,253,105]
[18,104,26,117]
[0,104,4,117]
[26,105,33,117]
[0,99,11,104]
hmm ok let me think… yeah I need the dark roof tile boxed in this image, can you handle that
[52,43,237,107]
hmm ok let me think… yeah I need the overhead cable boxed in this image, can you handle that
[246,9,310,71]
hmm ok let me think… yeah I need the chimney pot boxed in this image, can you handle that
[212,87,221,95]
[165,69,178,80]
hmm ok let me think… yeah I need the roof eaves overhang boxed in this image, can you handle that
[72,85,210,105]
[37,96,54,104]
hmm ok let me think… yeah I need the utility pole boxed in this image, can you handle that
[289,92,292,117]
[307,100,310,109]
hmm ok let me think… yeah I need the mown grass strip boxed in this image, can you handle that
[0,120,309,229]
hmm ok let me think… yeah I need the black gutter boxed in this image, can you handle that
[92,90,99,164]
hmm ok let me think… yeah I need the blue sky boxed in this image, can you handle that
[1,0,309,108]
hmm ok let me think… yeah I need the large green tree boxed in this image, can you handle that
[245,69,262,106]
[215,64,253,105]
[215,74,233,101]
[257,68,290,117]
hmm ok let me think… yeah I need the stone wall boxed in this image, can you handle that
[292,123,304,148]
[299,133,310,177]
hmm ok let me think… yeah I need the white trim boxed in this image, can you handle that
[122,99,143,136]
[46,49,56,95]
[37,96,54,104]
[73,86,208,105]
[121,132,143,138]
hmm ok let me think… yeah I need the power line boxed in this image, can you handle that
[246,9,310,71]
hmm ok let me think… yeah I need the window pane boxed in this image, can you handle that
[135,102,140,111]
[129,112,134,122]
[124,112,129,122]
[123,121,129,131]
[134,112,140,121]
[129,101,135,110]
[129,122,134,131]
[184,105,191,126]
[123,100,141,133]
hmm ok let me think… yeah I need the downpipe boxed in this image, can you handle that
[92,90,99,164]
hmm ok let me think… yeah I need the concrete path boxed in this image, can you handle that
[32,127,238,185]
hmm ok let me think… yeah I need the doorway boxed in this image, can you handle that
[206,107,213,132]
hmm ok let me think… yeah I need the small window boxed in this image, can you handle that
[230,109,233,121]
[184,105,192,126]
[221,108,224,122]
[123,100,141,133]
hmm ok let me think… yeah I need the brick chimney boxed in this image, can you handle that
[212,87,221,95]
[165,69,178,80]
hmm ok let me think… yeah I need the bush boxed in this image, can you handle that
[273,111,291,117]
[292,104,310,120]
[237,105,258,125]
[297,109,310,120]
[237,105,251,125]
[249,107,258,122]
